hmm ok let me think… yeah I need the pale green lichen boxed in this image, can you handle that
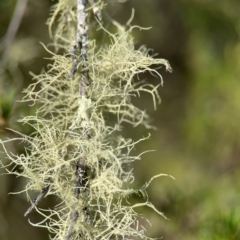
[1,1,172,239]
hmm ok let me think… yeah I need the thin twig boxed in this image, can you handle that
[75,158,89,196]
[76,0,90,97]
[88,0,102,21]
[24,185,49,217]
[0,0,28,64]
[65,202,79,240]
[69,43,78,79]
[66,0,91,239]
[66,158,89,240]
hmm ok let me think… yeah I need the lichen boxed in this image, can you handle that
[1,1,172,239]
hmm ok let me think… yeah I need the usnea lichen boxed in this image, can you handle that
[1,0,172,239]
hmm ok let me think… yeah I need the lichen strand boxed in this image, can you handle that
[1,2,171,240]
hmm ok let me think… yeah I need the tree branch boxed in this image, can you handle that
[67,1,91,239]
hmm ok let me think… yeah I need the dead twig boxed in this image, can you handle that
[0,0,28,65]
[24,185,49,217]
[88,0,102,21]
[66,0,92,239]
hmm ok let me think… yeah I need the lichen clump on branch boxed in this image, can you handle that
[1,0,171,239]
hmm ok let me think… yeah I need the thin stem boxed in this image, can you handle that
[0,0,28,65]
[77,0,89,97]
[24,185,49,217]
[66,0,91,239]
[88,0,102,21]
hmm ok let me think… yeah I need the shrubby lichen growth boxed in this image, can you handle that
[1,0,171,239]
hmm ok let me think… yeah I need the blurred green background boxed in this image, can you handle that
[1,0,240,239]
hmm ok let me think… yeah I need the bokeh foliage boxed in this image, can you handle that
[1,0,240,239]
